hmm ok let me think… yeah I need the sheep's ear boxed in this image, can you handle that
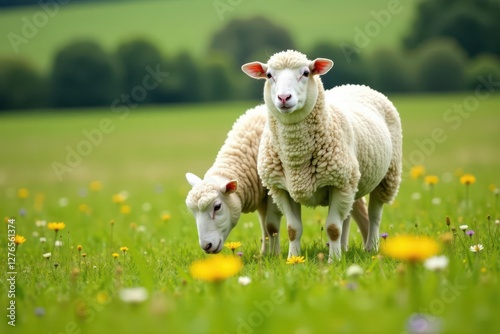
[241,62,268,79]
[221,180,238,194]
[310,58,334,76]
[186,173,202,187]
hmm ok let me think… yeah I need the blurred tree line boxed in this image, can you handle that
[1,0,500,111]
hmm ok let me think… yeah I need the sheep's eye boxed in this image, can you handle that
[303,71,310,78]
[214,203,222,212]
[266,72,272,79]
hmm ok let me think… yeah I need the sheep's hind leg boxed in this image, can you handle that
[351,197,369,246]
[278,191,302,258]
[340,215,351,252]
[365,194,384,252]
[264,196,282,256]
[326,188,355,263]
[256,200,270,254]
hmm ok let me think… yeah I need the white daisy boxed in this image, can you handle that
[424,255,449,271]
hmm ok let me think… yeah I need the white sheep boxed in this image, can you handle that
[242,50,402,262]
[185,105,282,255]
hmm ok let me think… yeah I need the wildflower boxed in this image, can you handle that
[48,222,66,232]
[130,223,137,230]
[460,174,476,185]
[470,244,484,252]
[58,197,69,207]
[34,307,45,317]
[382,235,439,263]
[79,203,90,214]
[236,252,243,257]
[120,205,131,215]
[238,276,252,286]
[346,264,364,277]
[142,202,152,212]
[411,192,421,200]
[112,252,120,259]
[406,313,443,334]
[161,213,171,221]
[190,254,242,282]
[424,255,449,272]
[286,255,306,265]
[35,220,46,227]
[96,292,109,305]
[18,188,29,199]
[410,165,425,179]
[82,253,87,258]
[77,245,82,251]
[424,175,439,186]
[119,287,149,304]
[39,237,47,243]
[440,232,454,244]
[445,216,451,227]
[120,246,129,253]
[380,232,389,240]
[431,197,441,205]
[89,180,102,191]
[32,231,39,238]
[496,220,500,225]
[466,230,474,237]
[112,193,126,204]
[19,208,27,217]
[224,241,242,252]
[55,240,63,247]
[43,252,51,259]
[14,235,26,245]
[459,225,468,231]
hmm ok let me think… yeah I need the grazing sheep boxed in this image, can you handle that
[242,50,402,261]
[185,105,282,255]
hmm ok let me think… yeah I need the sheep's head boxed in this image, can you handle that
[185,172,241,254]
[242,50,333,123]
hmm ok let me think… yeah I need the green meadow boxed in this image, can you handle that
[1,93,500,333]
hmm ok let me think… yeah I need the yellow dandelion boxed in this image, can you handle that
[460,174,476,185]
[424,175,439,186]
[382,235,439,263]
[120,205,131,215]
[286,255,306,265]
[77,245,83,251]
[112,193,125,204]
[47,222,66,232]
[120,246,129,253]
[96,292,109,305]
[14,235,26,245]
[112,252,119,259]
[224,241,242,251]
[17,188,29,199]
[79,203,90,214]
[410,165,425,179]
[161,213,171,222]
[89,180,102,191]
[190,254,242,282]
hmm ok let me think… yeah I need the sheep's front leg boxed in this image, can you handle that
[264,196,282,255]
[326,188,355,263]
[340,215,351,252]
[277,191,302,258]
[256,201,270,254]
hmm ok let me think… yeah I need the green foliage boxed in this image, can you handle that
[465,54,500,90]
[50,40,123,108]
[115,38,170,105]
[404,0,500,57]
[0,57,46,111]
[209,16,296,66]
[414,38,468,92]
[369,48,414,93]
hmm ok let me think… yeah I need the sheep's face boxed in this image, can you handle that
[185,173,241,254]
[242,53,333,123]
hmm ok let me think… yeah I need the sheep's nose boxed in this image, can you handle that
[278,94,291,104]
[202,242,212,251]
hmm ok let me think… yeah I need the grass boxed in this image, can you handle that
[0,0,415,71]
[1,94,500,333]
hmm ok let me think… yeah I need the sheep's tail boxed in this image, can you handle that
[373,98,403,204]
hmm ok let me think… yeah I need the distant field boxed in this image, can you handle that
[0,0,415,71]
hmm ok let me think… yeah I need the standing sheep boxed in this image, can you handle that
[185,105,282,255]
[242,50,402,262]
